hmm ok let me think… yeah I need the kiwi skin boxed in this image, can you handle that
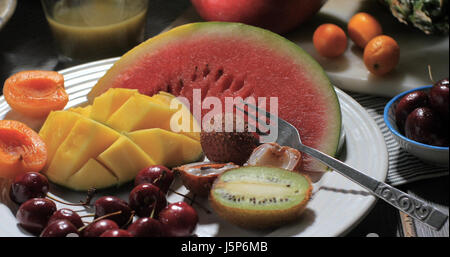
[209,167,313,230]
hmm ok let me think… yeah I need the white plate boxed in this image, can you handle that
[0,58,388,237]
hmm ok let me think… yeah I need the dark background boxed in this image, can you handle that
[0,0,448,237]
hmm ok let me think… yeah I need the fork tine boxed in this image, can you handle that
[234,105,269,135]
[241,98,293,129]
[240,99,302,146]
[240,99,275,121]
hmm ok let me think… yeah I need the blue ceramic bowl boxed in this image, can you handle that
[384,85,449,167]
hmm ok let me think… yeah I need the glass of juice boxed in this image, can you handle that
[41,0,148,61]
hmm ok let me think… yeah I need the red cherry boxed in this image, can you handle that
[129,183,167,218]
[395,91,429,133]
[159,202,198,237]
[9,172,49,205]
[40,219,79,237]
[429,78,449,117]
[405,107,447,146]
[134,165,174,192]
[100,229,133,237]
[16,198,57,235]
[81,219,119,237]
[94,196,133,227]
[48,208,84,229]
[127,217,163,237]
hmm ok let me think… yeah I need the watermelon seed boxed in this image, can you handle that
[191,66,198,81]
[202,64,211,78]
[170,79,183,95]
[215,68,224,81]
[164,84,171,93]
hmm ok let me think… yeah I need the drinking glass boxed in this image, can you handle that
[41,0,149,61]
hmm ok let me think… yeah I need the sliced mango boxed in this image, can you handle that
[105,94,176,132]
[40,88,203,191]
[39,111,82,169]
[151,91,173,106]
[66,158,118,191]
[128,128,203,168]
[68,105,92,117]
[90,88,138,123]
[153,92,201,141]
[97,136,155,184]
[44,117,120,185]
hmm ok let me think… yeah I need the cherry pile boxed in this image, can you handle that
[395,78,449,147]
[9,165,199,237]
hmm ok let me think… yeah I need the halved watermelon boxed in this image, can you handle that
[88,22,341,172]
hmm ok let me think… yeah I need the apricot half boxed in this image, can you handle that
[0,120,47,179]
[3,70,68,118]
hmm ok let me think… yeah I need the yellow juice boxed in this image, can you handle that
[44,0,148,61]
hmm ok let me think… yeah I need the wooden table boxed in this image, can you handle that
[0,0,448,237]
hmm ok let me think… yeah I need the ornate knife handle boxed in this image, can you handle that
[298,143,449,231]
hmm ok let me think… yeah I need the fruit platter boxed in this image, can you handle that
[0,20,393,237]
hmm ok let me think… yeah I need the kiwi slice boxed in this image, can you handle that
[209,166,312,229]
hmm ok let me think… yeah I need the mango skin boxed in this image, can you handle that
[39,89,202,191]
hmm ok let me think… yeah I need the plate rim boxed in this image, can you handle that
[335,87,389,236]
[0,0,17,30]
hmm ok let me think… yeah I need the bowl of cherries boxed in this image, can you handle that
[384,78,449,167]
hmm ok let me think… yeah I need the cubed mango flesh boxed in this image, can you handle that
[128,128,203,168]
[90,88,138,123]
[97,136,156,184]
[105,94,176,132]
[66,158,118,191]
[68,105,92,117]
[39,88,202,191]
[153,92,201,141]
[39,111,83,169]
[44,117,120,185]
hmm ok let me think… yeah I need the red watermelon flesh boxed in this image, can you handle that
[88,22,342,172]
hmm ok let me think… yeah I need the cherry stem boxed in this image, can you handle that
[45,187,96,207]
[123,210,135,228]
[150,200,157,219]
[428,65,435,83]
[152,172,165,185]
[46,194,88,206]
[168,188,211,214]
[82,188,97,205]
[78,210,122,232]
[80,214,95,218]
